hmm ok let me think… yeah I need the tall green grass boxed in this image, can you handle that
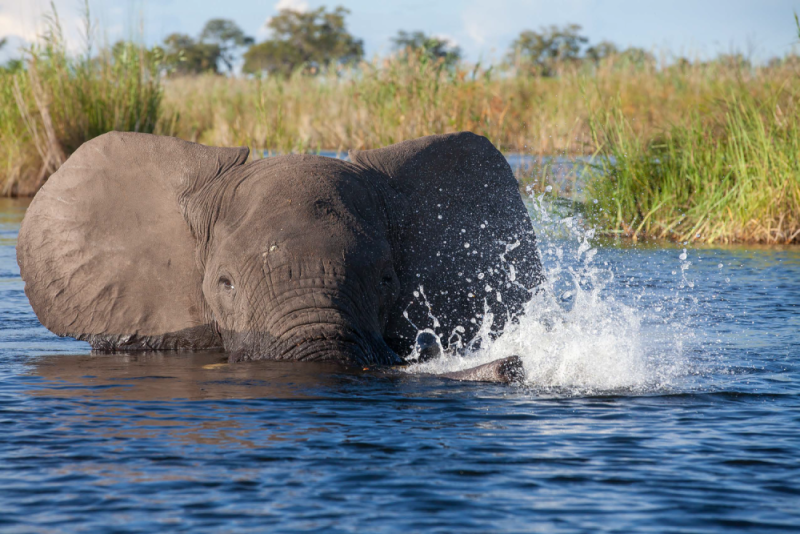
[586,81,800,244]
[0,8,162,195]
[578,12,800,244]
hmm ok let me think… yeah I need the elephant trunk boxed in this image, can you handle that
[225,292,401,365]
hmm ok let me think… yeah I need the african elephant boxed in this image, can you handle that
[16,131,542,381]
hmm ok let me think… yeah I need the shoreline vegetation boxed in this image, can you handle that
[0,7,798,244]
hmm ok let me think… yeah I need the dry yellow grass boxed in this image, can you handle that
[2,40,798,243]
[157,55,795,157]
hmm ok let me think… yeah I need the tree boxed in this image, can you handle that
[243,6,363,76]
[585,42,654,69]
[391,30,461,67]
[162,33,221,75]
[507,24,588,76]
[0,36,23,73]
[714,53,752,70]
[585,40,619,63]
[1,58,23,72]
[199,19,254,73]
[110,40,166,72]
[616,47,655,69]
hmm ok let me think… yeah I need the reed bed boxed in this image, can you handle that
[160,56,790,156]
[586,85,800,244]
[0,12,162,196]
[1,24,798,243]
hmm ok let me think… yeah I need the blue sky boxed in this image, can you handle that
[1,0,798,64]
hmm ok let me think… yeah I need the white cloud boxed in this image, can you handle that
[461,0,521,47]
[274,0,309,13]
[433,33,459,48]
[0,0,98,55]
[460,0,598,59]
[0,13,38,43]
[463,18,485,46]
[258,0,310,38]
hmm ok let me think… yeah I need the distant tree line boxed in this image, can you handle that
[129,7,657,77]
[115,6,663,77]
[147,17,255,75]
[3,5,798,76]
[506,24,656,75]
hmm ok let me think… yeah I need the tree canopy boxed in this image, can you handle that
[585,40,619,63]
[391,31,461,67]
[161,33,222,75]
[200,18,254,73]
[137,19,253,75]
[243,6,363,76]
[507,24,656,75]
[508,24,588,76]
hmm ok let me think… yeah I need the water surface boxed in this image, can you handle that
[1,197,798,533]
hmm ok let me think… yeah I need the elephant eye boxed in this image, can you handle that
[219,277,235,291]
[381,275,393,286]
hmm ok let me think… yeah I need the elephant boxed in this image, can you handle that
[16,131,543,383]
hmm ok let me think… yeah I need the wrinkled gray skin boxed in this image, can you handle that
[17,131,542,382]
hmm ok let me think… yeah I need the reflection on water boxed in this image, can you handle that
[2,197,800,532]
[29,352,355,401]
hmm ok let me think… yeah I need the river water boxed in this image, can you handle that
[1,196,798,533]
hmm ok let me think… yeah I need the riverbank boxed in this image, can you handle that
[1,35,798,243]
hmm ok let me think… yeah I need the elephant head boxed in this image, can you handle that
[17,131,542,366]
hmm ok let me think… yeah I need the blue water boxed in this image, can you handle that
[1,197,799,533]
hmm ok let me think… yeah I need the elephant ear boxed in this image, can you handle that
[16,132,249,350]
[350,132,542,353]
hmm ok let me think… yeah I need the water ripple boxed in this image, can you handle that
[1,198,799,532]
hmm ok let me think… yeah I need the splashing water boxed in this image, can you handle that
[406,187,695,395]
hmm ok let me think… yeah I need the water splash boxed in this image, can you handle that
[406,186,694,395]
